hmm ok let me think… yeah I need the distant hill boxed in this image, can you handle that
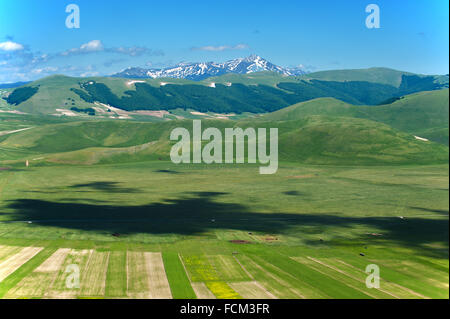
[0,81,31,89]
[0,116,447,166]
[299,67,448,88]
[6,69,448,115]
[261,89,449,145]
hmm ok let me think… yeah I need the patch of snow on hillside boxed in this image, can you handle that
[414,136,429,142]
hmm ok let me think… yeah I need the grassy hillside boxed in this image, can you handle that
[202,71,298,87]
[6,75,198,115]
[5,69,448,115]
[261,89,449,145]
[300,67,448,88]
[367,90,449,144]
[1,116,447,166]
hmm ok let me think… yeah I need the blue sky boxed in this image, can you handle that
[0,0,448,82]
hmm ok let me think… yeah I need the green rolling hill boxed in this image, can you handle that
[1,69,448,166]
[0,115,447,166]
[299,67,448,88]
[261,89,449,145]
[3,69,448,116]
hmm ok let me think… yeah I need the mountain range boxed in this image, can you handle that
[112,55,307,80]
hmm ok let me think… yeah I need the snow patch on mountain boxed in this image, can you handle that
[112,55,307,80]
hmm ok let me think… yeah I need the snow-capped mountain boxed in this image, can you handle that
[112,55,306,80]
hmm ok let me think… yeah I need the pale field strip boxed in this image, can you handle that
[0,246,43,282]
[5,248,72,298]
[54,109,77,117]
[237,255,306,299]
[79,251,109,297]
[209,255,250,282]
[250,254,330,299]
[334,259,429,299]
[232,255,277,299]
[0,245,23,263]
[373,259,449,290]
[5,269,53,298]
[46,249,92,299]
[35,248,71,272]
[126,251,129,294]
[293,257,384,299]
[229,281,277,299]
[0,127,33,137]
[144,252,172,299]
[134,110,170,118]
[126,251,151,298]
[191,282,216,299]
[303,257,400,299]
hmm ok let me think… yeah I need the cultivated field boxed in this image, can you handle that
[0,162,448,298]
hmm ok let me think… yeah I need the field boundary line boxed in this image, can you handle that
[246,256,305,299]
[0,247,43,283]
[251,254,326,298]
[232,255,254,279]
[229,281,277,299]
[178,253,213,299]
[233,255,277,299]
[178,253,193,283]
[126,251,129,295]
[292,257,374,299]
[366,258,431,299]
[335,259,429,299]
[305,257,398,299]
[191,282,216,299]
[0,247,56,298]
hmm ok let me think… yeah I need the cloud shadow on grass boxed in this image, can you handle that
[283,191,304,196]
[409,206,449,215]
[154,169,182,174]
[69,181,141,193]
[3,191,448,257]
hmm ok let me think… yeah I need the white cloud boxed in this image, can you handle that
[61,40,104,56]
[0,41,24,51]
[80,40,104,52]
[60,40,163,57]
[192,44,249,52]
[108,46,163,57]
[31,66,59,74]
[80,71,99,77]
[0,39,164,82]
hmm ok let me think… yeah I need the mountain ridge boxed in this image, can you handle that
[112,55,307,80]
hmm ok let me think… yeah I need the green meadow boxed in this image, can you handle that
[0,73,448,299]
[0,160,448,298]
